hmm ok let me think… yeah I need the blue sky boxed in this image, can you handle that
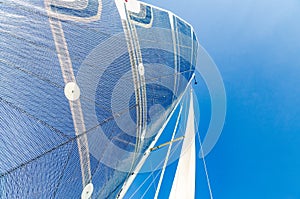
[143,0,300,198]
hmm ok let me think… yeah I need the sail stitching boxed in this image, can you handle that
[47,15,92,187]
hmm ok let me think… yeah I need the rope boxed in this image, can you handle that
[196,118,214,199]
[127,100,187,198]
[154,104,183,199]
[127,136,184,199]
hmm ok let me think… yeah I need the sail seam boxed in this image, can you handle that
[46,5,92,186]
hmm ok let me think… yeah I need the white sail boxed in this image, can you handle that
[169,89,196,199]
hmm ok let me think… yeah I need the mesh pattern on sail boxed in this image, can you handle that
[132,5,197,154]
[0,0,197,198]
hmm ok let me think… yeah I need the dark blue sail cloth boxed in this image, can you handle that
[0,0,198,198]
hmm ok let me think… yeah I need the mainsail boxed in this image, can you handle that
[0,0,199,198]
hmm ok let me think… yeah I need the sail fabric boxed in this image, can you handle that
[169,89,196,199]
[0,0,198,198]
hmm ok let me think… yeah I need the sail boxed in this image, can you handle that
[169,89,196,199]
[0,0,198,198]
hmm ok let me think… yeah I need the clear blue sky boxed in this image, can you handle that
[143,0,300,198]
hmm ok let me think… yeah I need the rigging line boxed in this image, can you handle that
[167,87,194,197]
[195,114,214,199]
[127,130,184,199]
[141,165,161,199]
[154,103,183,199]
[118,74,195,199]
[127,142,179,198]
[149,161,158,198]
